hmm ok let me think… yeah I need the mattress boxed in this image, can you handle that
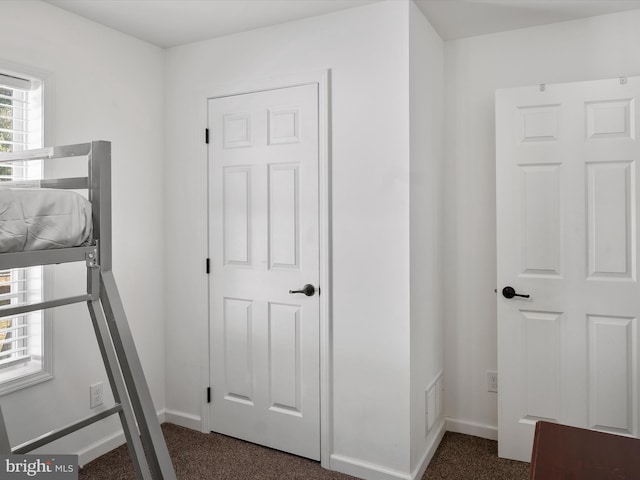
[0,188,93,253]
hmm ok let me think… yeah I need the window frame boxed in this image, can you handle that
[0,60,53,395]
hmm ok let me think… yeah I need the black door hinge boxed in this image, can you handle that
[207,387,211,403]
[206,258,210,274]
[205,128,210,144]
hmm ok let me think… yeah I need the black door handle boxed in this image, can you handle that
[289,284,315,297]
[502,286,530,299]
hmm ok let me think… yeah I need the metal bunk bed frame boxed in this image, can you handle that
[0,141,177,480]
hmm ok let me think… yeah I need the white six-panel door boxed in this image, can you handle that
[208,84,320,460]
[496,77,640,461]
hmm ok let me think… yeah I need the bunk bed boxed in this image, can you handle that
[0,141,176,480]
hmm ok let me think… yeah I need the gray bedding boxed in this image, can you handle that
[0,188,93,253]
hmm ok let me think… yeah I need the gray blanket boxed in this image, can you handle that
[0,188,92,253]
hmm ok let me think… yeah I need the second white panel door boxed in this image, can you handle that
[496,77,640,461]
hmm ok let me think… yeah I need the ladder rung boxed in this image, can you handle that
[0,294,92,319]
[12,404,122,454]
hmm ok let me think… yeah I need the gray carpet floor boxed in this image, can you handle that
[78,424,530,479]
[424,432,530,479]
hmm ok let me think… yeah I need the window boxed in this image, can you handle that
[0,68,51,394]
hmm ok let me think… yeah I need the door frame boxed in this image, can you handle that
[200,69,332,467]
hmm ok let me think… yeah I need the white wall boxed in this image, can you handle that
[163,1,448,477]
[408,1,444,476]
[0,0,165,463]
[444,8,640,437]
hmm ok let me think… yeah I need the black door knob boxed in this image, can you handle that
[289,284,315,297]
[502,286,530,299]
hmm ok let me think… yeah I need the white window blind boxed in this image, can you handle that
[0,71,42,155]
[0,75,29,154]
[0,270,36,368]
[0,70,46,389]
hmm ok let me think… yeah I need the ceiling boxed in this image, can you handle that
[44,0,380,48]
[44,0,640,48]
[417,0,640,40]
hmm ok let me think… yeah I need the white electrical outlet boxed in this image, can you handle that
[487,370,498,393]
[90,382,104,409]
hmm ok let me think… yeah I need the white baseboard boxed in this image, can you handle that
[329,454,412,480]
[77,430,127,467]
[78,410,495,477]
[445,417,498,441]
[163,408,202,431]
[77,409,168,467]
[411,419,446,480]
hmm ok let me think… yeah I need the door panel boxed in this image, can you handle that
[586,161,634,279]
[209,84,320,460]
[588,314,636,434]
[496,77,640,461]
[268,302,302,414]
[223,167,251,266]
[269,164,300,269]
[521,164,561,276]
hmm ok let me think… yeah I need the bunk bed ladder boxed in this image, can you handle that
[86,271,176,479]
[0,141,177,480]
[88,140,177,480]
